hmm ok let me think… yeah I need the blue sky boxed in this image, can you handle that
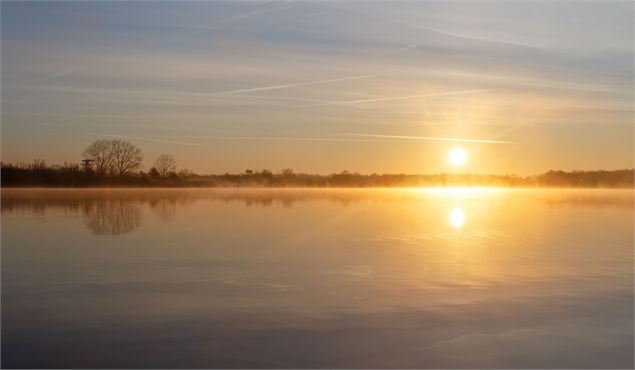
[2,1,633,174]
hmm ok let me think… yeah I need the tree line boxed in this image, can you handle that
[2,140,182,186]
[82,139,177,179]
[1,139,633,187]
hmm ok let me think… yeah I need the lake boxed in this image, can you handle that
[1,188,633,368]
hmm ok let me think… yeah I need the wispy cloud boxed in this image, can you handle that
[319,2,546,49]
[93,133,204,147]
[186,1,294,37]
[303,89,494,107]
[148,134,513,144]
[46,67,75,79]
[205,75,372,96]
[151,135,390,143]
[232,94,338,105]
[400,22,543,49]
[345,134,514,144]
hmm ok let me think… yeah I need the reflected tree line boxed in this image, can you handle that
[0,190,381,235]
[83,200,143,236]
[1,193,191,236]
[2,189,632,236]
[83,198,180,235]
[1,139,633,187]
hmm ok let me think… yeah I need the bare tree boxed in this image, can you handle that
[111,140,143,176]
[154,154,176,180]
[178,168,194,179]
[83,140,115,176]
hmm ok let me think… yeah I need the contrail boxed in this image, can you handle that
[317,2,542,49]
[304,89,493,106]
[206,75,372,96]
[187,1,294,37]
[400,22,542,49]
[92,132,511,146]
[232,94,339,105]
[148,134,513,144]
[46,68,75,79]
[346,134,514,144]
[93,133,204,147]
[151,135,391,143]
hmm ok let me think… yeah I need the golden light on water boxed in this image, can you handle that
[448,147,468,166]
[449,207,466,229]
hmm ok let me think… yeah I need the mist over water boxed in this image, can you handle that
[2,188,633,368]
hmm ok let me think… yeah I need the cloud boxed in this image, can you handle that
[152,135,392,143]
[398,22,544,49]
[146,134,513,145]
[46,67,76,79]
[92,133,204,147]
[345,134,514,144]
[186,1,295,37]
[303,89,494,107]
[205,75,372,96]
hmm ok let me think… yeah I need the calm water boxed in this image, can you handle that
[2,188,633,368]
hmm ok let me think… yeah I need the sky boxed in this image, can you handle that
[1,1,633,175]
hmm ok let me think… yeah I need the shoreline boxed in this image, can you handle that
[2,186,633,190]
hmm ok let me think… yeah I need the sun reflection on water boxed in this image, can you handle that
[449,207,466,229]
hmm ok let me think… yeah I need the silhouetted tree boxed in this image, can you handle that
[32,158,46,169]
[2,159,634,188]
[111,140,143,176]
[178,168,194,179]
[83,140,115,176]
[149,167,160,179]
[154,154,176,180]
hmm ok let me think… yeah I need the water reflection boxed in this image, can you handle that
[0,190,192,236]
[449,207,465,229]
[1,188,633,368]
[1,189,633,238]
[82,200,142,236]
[148,198,178,222]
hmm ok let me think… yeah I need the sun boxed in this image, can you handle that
[448,147,468,166]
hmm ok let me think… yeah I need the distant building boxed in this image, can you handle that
[81,159,94,172]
